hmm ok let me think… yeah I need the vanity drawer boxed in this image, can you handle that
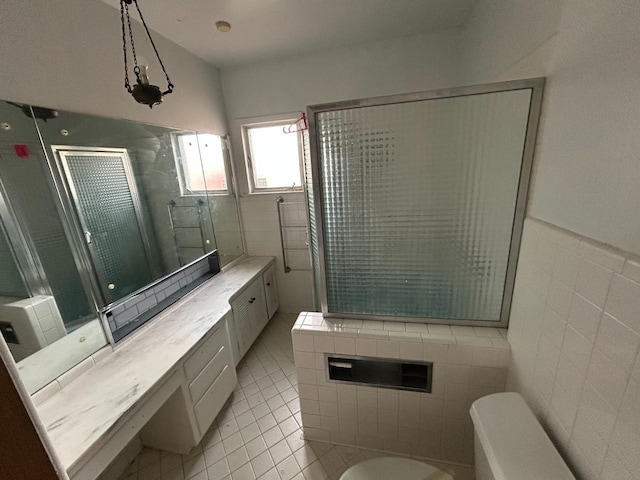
[184,324,226,382]
[189,345,229,403]
[194,364,237,435]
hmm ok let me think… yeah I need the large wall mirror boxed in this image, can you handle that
[0,100,244,392]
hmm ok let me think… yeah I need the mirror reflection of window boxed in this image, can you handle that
[174,133,229,194]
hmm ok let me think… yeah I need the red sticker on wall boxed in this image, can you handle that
[14,144,30,158]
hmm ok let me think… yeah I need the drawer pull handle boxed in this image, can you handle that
[266,282,271,286]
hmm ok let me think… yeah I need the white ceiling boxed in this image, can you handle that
[101,0,478,68]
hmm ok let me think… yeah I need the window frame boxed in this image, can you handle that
[172,132,233,196]
[241,119,304,194]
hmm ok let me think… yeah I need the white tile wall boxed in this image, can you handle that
[293,313,510,465]
[240,194,313,314]
[108,257,213,331]
[507,218,640,480]
[1,295,67,361]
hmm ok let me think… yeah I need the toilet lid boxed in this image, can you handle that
[340,457,453,480]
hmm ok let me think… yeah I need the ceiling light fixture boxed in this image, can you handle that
[120,0,174,108]
[215,21,232,33]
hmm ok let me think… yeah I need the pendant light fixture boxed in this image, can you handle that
[120,0,174,108]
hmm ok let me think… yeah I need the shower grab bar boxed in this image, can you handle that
[276,196,310,273]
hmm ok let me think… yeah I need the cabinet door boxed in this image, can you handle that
[231,275,271,360]
[262,265,279,319]
[225,313,241,367]
[231,291,253,357]
[248,277,268,332]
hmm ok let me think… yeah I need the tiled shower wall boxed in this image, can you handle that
[507,218,640,480]
[293,313,510,465]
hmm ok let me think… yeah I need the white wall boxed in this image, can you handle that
[221,30,464,314]
[221,30,463,121]
[461,1,640,478]
[460,0,563,84]
[0,0,227,134]
[527,0,640,257]
[464,0,640,258]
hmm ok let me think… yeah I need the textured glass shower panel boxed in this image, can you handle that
[317,90,532,321]
[64,154,152,303]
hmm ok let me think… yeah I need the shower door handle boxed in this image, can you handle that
[84,230,92,245]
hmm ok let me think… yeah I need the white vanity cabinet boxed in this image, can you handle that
[183,316,237,438]
[36,257,276,480]
[138,316,237,456]
[231,265,279,360]
[231,277,268,359]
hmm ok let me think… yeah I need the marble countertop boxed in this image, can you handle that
[36,256,274,475]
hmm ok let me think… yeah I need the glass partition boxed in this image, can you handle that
[308,79,544,326]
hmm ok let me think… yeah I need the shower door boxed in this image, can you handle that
[52,146,154,305]
[308,78,544,326]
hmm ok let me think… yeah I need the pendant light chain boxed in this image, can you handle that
[119,0,174,107]
[120,1,131,93]
[126,3,140,76]
[132,0,174,94]
[121,1,142,91]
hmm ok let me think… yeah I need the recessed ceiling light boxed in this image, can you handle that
[215,20,231,33]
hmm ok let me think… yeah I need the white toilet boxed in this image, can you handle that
[339,456,453,480]
[340,392,575,480]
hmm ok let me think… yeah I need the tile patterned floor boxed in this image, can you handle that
[117,313,474,480]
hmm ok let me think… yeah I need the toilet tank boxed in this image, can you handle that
[470,393,575,480]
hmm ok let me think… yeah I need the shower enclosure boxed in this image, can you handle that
[307,78,544,326]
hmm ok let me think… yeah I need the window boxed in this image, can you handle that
[242,121,303,192]
[174,133,229,194]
